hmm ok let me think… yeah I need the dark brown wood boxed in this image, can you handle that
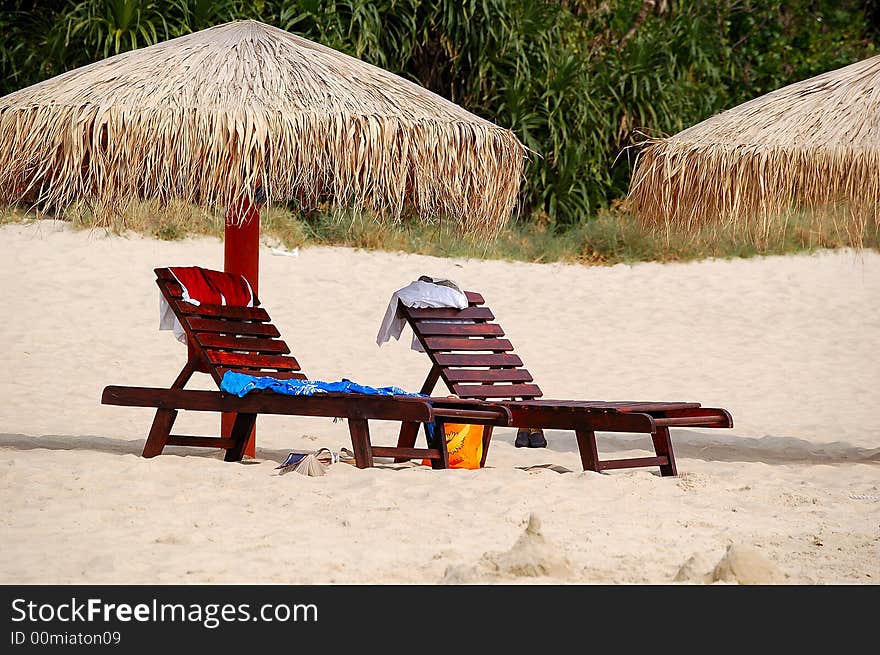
[423,337,513,352]
[655,407,733,427]
[224,413,258,462]
[430,407,512,422]
[652,415,728,427]
[575,428,600,473]
[197,333,291,354]
[175,301,270,322]
[348,419,373,468]
[206,351,301,371]
[615,402,702,412]
[397,285,733,477]
[431,419,450,469]
[504,403,656,432]
[106,268,458,467]
[450,383,542,399]
[433,353,523,367]
[444,369,534,383]
[419,365,441,395]
[372,446,441,460]
[651,426,678,477]
[143,409,177,458]
[480,425,494,467]
[393,421,421,463]
[599,456,668,471]
[170,362,197,390]
[417,323,504,336]
[101,387,434,423]
[407,306,494,320]
[187,317,281,337]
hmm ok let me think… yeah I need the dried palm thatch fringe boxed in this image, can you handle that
[626,54,880,244]
[0,20,527,236]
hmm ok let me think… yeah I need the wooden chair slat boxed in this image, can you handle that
[197,333,290,354]
[176,301,270,322]
[406,307,494,320]
[187,317,280,338]
[464,291,484,305]
[416,323,504,337]
[451,383,543,399]
[444,369,534,383]
[433,353,523,367]
[164,280,185,298]
[216,368,308,380]
[423,337,513,352]
[207,351,302,371]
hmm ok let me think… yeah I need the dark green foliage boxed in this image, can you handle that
[1,0,877,228]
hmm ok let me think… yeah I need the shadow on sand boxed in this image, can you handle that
[1,430,878,467]
[0,433,294,464]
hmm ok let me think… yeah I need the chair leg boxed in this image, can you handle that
[171,361,196,389]
[575,428,601,473]
[143,409,177,458]
[479,426,494,467]
[393,421,420,463]
[142,362,195,459]
[431,419,450,469]
[348,419,374,468]
[224,413,258,462]
[651,426,678,477]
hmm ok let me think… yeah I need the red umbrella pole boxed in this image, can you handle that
[223,196,261,458]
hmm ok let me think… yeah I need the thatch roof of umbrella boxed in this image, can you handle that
[626,54,880,231]
[0,19,527,234]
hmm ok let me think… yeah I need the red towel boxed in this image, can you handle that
[168,266,254,307]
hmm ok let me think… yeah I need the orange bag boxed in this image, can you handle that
[422,422,484,469]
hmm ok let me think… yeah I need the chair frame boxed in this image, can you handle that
[394,290,733,476]
[101,268,500,467]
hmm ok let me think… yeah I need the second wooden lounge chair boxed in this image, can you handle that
[393,288,733,476]
[101,267,503,467]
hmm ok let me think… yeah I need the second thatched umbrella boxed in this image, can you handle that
[626,54,880,235]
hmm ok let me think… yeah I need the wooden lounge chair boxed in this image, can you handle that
[393,289,733,476]
[101,267,504,467]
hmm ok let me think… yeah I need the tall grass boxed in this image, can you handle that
[3,202,875,265]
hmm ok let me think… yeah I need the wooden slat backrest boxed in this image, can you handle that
[401,290,542,400]
[155,267,306,385]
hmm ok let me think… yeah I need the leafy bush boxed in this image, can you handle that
[1,0,876,228]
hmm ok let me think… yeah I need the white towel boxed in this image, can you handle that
[376,276,468,352]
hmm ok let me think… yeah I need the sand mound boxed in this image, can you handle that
[711,544,785,584]
[675,545,785,584]
[673,552,717,583]
[442,513,573,583]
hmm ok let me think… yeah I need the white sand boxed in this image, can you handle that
[1,220,878,584]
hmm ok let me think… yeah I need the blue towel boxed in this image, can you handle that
[220,370,422,398]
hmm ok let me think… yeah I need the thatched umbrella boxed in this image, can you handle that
[0,18,527,282]
[626,54,880,234]
[0,19,527,455]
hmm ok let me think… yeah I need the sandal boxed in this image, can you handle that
[527,428,547,448]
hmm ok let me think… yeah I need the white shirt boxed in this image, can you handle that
[376,276,468,352]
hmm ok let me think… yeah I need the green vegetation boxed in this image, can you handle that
[3,202,875,265]
[1,1,878,261]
